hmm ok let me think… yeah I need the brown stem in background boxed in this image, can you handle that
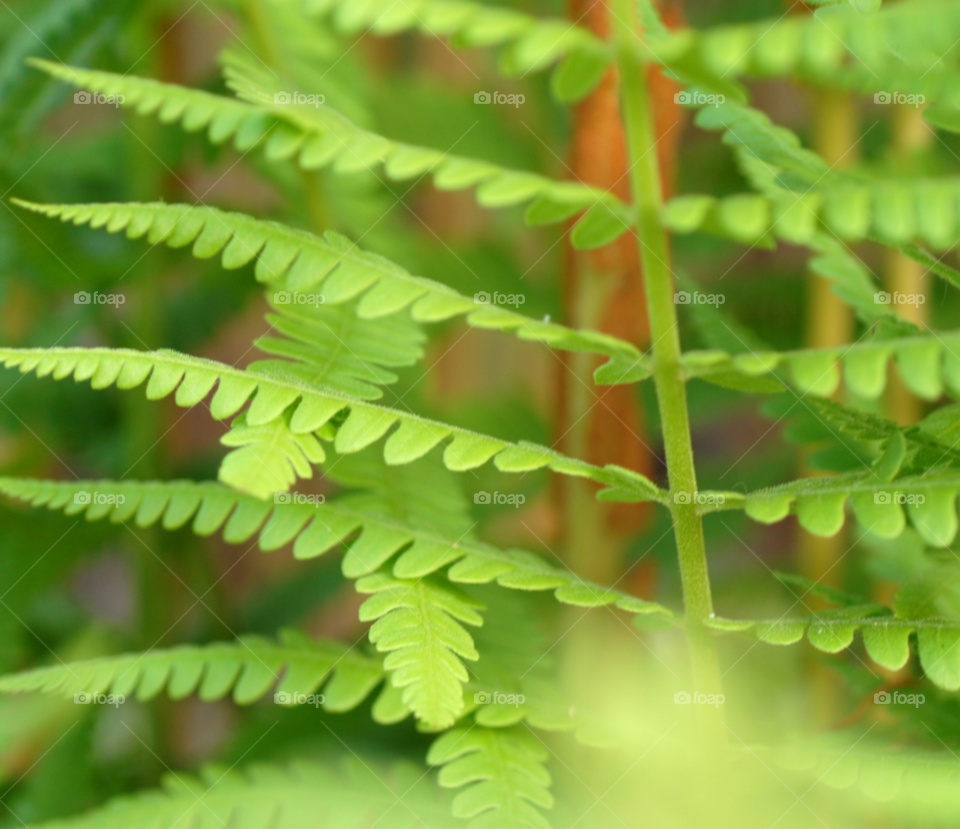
[556,0,682,588]
[885,106,933,427]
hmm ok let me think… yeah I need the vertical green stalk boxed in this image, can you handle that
[612,0,723,701]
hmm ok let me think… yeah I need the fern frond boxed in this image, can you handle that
[358,571,483,729]
[15,198,649,385]
[703,468,960,547]
[900,243,960,291]
[255,297,427,401]
[428,726,552,829]
[706,607,960,690]
[666,186,960,253]
[26,60,634,247]
[0,347,663,501]
[298,0,611,104]
[681,330,959,401]
[687,1,960,113]
[26,757,458,829]
[665,97,960,253]
[0,629,393,714]
[768,739,960,805]
[0,478,674,620]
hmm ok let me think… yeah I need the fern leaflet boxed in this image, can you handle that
[428,726,553,829]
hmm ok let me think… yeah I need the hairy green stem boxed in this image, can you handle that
[612,0,723,702]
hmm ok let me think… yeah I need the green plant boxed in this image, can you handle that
[7,0,960,826]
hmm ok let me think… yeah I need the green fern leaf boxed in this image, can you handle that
[0,478,676,619]
[664,97,960,254]
[705,469,960,547]
[900,243,960,290]
[428,726,552,829]
[707,607,960,689]
[24,757,458,829]
[15,198,648,384]
[256,297,427,400]
[27,59,632,243]
[0,347,663,501]
[0,629,394,714]
[768,739,960,804]
[300,0,611,103]
[688,1,959,124]
[680,330,960,401]
[358,571,483,729]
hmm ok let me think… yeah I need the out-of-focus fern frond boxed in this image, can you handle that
[428,726,553,829]
[26,757,459,829]
[0,629,392,714]
[665,98,960,255]
[298,0,612,103]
